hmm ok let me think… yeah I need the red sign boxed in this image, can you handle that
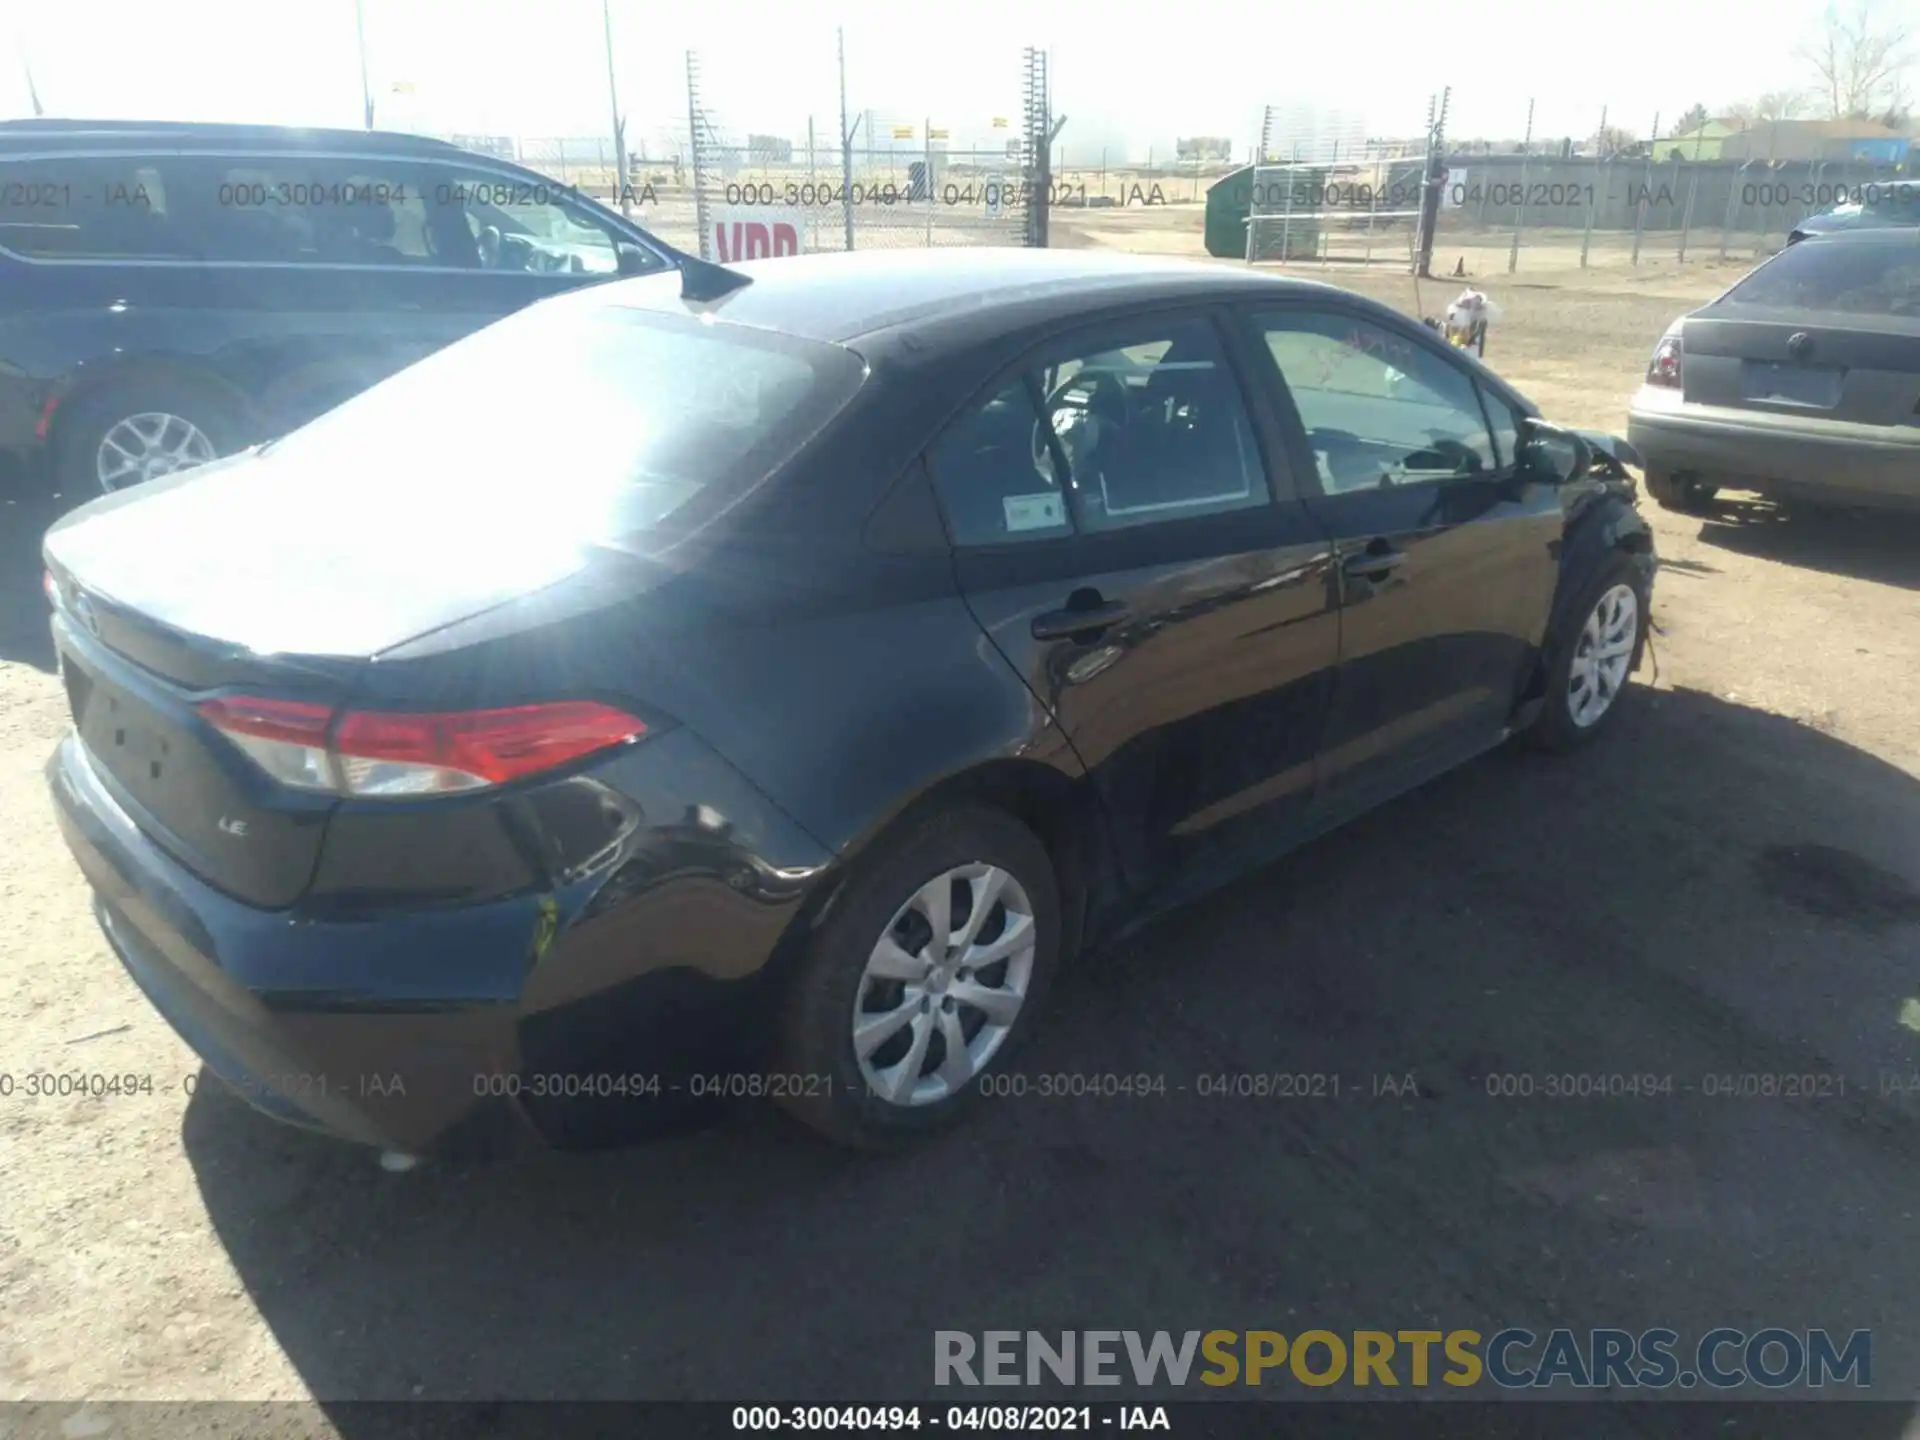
[710,208,804,261]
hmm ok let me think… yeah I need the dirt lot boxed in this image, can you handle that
[4,213,1920,1419]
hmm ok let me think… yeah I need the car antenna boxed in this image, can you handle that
[676,253,753,303]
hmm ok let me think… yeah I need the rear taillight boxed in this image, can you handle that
[196,697,647,798]
[1647,332,1683,388]
[196,696,338,791]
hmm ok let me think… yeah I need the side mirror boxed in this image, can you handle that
[615,243,652,277]
[1517,417,1594,485]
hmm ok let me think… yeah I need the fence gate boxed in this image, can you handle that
[1245,106,1425,266]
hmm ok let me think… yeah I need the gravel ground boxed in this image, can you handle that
[3,224,1920,1417]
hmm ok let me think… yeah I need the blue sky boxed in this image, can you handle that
[6,0,1889,162]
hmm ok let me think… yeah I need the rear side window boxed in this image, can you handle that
[0,153,462,265]
[1725,238,1920,316]
[927,316,1268,546]
[0,157,176,259]
[257,297,867,542]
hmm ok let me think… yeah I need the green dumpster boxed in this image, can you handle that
[1204,164,1326,260]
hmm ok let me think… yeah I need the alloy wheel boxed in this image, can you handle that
[852,862,1036,1107]
[1567,582,1639,728]
[96,412,218,493]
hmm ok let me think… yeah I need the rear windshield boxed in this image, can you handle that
[1724,237,1920,316]
[259,297,867,540]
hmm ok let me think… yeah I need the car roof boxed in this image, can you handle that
[1797,226,1920,242]
[0,118,466,158]
[590,247,1350,345]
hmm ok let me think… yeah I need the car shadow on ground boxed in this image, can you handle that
[180,684,1920,1414]
[0,480,62,672]
[1692,496,1920,590]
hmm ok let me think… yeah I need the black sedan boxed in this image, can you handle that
[1629,229,1920,515]
[42,249,1655,1158]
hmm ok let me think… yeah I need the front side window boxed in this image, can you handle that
[430,165,638,276]
[927,316,1269,546]
[1256,310,1498,493]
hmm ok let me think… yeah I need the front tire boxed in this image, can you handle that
[1525,553,1651,754]
[773,803,1062,1149]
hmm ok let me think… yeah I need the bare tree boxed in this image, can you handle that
[1797,0,1915,118]
[1725,90,1813,127]
[1593,123,1636,155]
[1674,103,1711,135]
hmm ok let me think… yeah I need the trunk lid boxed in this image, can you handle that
[44,447,593,662]
[43,449,595,910]
[1681,305,1920,426]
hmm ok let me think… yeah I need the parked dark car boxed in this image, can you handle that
[1629,229,1920,515]
[43,249,1655,1159]
[0,119,674,496]
[1788,181,1920,244]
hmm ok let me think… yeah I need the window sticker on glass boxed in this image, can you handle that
[1004,492,1067,532]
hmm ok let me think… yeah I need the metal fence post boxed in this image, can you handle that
[1507,98,1533,273]
[1676,170,1698,262]
[1364,177,1378,266]
[685,50,711,259]
[1631,111,1658,265]
[1720,158,1745,260]
[1281,143,1297,262]
[837,27,855,252]
[1579,154,1601,268]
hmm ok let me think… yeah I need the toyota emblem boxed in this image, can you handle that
[1787,331,1815,361]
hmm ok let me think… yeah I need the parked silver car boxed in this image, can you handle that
[1628,229,1920,515]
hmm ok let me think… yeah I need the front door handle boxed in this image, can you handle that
[1342,548,1406,581]
[1031,599,1131,642]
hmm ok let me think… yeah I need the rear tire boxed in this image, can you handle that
[1643,469,1718,514]
[1524,552,1652,754]
[773,803,1062,1149]
[55,374,245,499]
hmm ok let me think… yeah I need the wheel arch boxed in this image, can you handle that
[758,757,1121,1012]
[47,354,262,469]
[1518,491,1658,709]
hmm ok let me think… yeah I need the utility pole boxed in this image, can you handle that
[354,0,374,130]
[601,0,629,213]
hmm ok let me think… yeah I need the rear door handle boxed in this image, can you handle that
[1342,548,1406,581]
[1031,599,1131,641]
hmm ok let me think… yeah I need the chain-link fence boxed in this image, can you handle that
[674,40,1048,258]
[423,39,1050,257]
[1429,111,1920,274]
[426,83,1920,276]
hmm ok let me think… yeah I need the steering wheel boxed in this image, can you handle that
[1030,367,1132,483]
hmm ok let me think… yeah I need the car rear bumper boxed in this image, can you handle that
[1628,389,1920,507]
[47,726,834,1156]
